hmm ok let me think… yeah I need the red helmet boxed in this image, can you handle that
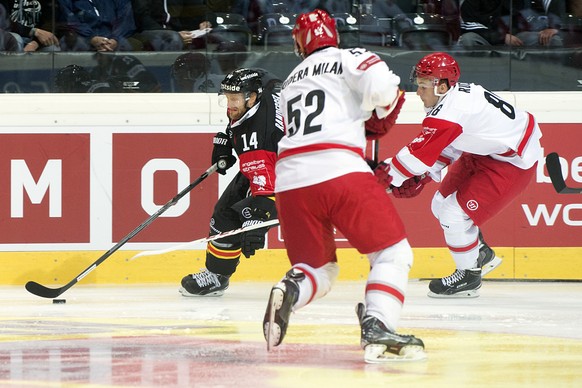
[292,9,339,58]
[412,52,460,87]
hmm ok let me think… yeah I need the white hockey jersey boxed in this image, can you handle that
[389,82,543,186]
[275,46,401,192]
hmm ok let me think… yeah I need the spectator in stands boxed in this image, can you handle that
[516,0,566,46]
[458,0,523,47]
[131,0,184,50]
[0,3,18,51]
[230,0,272,35]
[174,0,213,28]
[427,0,461,42]
[58,0,142,51]
[172,0,214,49]
[561,0,582,46]
[1,0,61,51]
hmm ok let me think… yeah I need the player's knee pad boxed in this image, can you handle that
[435,192,473,235]
[368,238,413,271]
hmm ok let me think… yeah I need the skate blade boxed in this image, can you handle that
[265,288,284,351]
[364,344,427,363]
[427,289,480,298]
[178,287,225,297]
[482,256,502,277]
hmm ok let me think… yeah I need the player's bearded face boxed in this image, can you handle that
[415,77,440,108]
[223,93,248,120]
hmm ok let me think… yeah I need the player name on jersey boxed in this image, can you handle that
[282,61,343,89]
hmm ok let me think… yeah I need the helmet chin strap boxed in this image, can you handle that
[425,83,451,112]
[433,78,450,97]
[434,85,446,97]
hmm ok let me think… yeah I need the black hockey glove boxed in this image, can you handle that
[211,132,236,175]
[365,158,378,170]
[240,196,277,258]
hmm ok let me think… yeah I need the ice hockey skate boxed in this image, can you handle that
[355,303,426,362]
[428,268,482,298]
[179,269,229,297]
[478,232,502,276]
[263,269,302,350]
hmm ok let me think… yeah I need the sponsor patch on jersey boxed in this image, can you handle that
[466,200,479,211]
[357,55,382,71]
[241,207,253,219]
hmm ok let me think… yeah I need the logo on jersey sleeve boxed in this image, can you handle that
[408,127,437,152]
[357,54,382,71]
[252,174,267,190]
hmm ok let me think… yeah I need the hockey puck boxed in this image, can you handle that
[52,299,66,304]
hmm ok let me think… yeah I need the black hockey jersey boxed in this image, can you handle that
[226,91,284,196]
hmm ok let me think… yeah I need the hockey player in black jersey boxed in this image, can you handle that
[180,68,284,297]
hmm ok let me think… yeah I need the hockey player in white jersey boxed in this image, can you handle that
[262,9,426,363]
[378,52,543,298]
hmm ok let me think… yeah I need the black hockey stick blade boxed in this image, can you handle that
[26,277,79,299]
[546,152,582,194]
[25,259,102,298]
[25,162,221,299]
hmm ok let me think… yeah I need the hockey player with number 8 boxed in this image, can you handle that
[262,9,426,363]
[377,52,543,298]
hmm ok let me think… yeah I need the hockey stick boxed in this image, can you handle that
[25,161,225,299]
[546,152,582,194]
[129,218,280,260]
[372,140,394,194]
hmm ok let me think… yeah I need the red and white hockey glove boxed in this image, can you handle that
[392,174,432,199]
[365,90,406,140]
[373,161,393,189]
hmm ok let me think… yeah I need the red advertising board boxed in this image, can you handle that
[269,123,582,248]
[112,133,217,242]
[0,124,579,248]
[0,134,90,243]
